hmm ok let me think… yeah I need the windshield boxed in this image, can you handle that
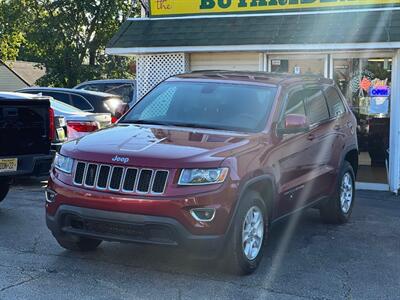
[121,81,277,132]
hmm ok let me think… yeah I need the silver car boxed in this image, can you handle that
[50,99,111,140]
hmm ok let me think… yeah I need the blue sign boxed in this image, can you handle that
[369,86,390,97]
[370,97,389,115]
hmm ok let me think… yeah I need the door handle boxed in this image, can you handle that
[307,133,315,141]
[334,124,341,131]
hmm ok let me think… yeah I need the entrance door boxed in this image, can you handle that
[332,54,392,187]
[268,54,328,77]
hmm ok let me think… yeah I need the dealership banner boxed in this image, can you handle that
[149,0,400,17]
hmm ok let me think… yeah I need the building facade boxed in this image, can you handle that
[107,0,400,193]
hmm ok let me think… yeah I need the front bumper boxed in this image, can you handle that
[46,205,226,258]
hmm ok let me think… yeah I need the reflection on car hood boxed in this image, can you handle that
[61,124,259,168]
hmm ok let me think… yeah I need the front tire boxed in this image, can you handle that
[320,161,355,224]
[225,191,268,275]
[55,235,102,252]
[0,180,10,203]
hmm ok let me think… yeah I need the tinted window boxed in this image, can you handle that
[304,88,329,125]
[284,90,307,117]
[40,92,71,104]
[70,94,93,111]
[324,86,345,117]
[122,82,277,133]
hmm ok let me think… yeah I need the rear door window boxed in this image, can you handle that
[304,87,330,125]
[41,92,71,105]
[70,94,93,111]
[324,86,346,118]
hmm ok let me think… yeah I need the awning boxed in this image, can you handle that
[106,10,400,54]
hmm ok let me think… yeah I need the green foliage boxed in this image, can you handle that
[1,0,139,87]
[0,0,31,61]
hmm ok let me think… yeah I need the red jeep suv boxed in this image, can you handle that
[46,71,358,274]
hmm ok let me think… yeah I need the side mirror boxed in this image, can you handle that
[277,114,310,135]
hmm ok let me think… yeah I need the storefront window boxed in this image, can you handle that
[271,58,325,76]
[333,57,392,184]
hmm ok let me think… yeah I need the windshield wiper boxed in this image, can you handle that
[120,120,240,132]
[166,122,226,131]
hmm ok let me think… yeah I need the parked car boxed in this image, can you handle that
[74,79,136,105]
[50,99,111,140]
[45,71,358,275]
[17,87,126,123]
[0,92,54,203]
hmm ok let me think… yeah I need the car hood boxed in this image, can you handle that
[61,124,260,168]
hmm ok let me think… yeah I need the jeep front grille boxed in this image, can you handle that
[73,161,169,195]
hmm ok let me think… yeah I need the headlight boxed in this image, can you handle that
[178,168,229,185]
[54,153,74,174]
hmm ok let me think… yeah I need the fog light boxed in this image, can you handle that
[190,208,216,222]
[45,189,57,203]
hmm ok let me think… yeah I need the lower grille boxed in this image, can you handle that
[64,215,177,245]
[73,161,169,195]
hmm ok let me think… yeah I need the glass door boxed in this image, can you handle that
[332,55,392,184]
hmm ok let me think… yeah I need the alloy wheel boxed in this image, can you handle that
[340,172,353,214]
[242,206,264,261]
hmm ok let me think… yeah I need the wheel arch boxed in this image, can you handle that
[343,148,359,177]
[238,175,277,221]
[222,174,277,249]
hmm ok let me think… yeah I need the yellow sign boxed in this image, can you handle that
[150,0,400,17]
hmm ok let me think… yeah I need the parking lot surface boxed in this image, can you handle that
[0,180,399,300]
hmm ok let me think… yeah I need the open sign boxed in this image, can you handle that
[369,86,391,97]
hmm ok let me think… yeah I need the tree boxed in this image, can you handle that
[0,0,31,61]
[18,0,139,87]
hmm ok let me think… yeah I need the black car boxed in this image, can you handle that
[17,87,126,123]
[74,79,136,104]
[0,92,55,203]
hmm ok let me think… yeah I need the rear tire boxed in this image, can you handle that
[225,191,268,275]
[320,161,355,224]
[0,180,10,203]
[55,235,102,252]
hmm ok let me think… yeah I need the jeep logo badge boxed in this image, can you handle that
[112,155,129,164]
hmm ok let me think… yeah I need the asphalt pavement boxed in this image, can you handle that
[0,179,399,300]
